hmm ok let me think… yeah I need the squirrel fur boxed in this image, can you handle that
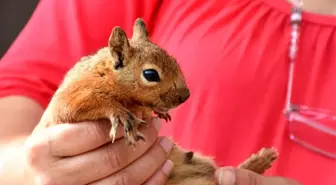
[38,18,278,185]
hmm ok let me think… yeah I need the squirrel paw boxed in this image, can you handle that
[238,147,279,174]
[154,111,171,122]
[109,111,146,146]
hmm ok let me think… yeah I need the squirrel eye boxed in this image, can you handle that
[143,69,160,82]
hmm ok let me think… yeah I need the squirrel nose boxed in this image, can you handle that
[178,89,190,103]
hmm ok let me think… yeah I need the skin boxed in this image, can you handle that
[0,0,333,184]
[0,96,173,185]
[0,96,44,185]
[286,0,336,15]
[26,117,174,185]
[214,167,302,185]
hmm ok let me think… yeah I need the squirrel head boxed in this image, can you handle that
[108,18,190,113]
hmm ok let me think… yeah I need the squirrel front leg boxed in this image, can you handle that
[154,111,172,122]
[108,106,147,145]
[79,104,147,146]
[82,104,147,146]
[47,93,147,146]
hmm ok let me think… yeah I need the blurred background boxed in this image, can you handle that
[0,0,39,58]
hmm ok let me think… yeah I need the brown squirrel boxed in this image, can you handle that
[38,18,278,185]
[168,145,278,185]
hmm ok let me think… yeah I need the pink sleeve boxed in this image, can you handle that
[0,0,162,108]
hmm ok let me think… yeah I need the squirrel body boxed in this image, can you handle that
[38,18,278,185]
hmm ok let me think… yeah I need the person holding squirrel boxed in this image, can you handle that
[0,0,335,185]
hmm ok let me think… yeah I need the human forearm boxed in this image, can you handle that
[0,96,44,185]
[0,96,43,141]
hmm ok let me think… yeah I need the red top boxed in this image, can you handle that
[1,0,335,184]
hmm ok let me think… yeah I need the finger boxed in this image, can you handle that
[215,167,302,185]
[23,120,124,172]
[87,137,173,185]
[215,167,236,185]
[46,120,120,157]
[32,110,145,157]
[48,111,150,157]
[53,118,164,185]
[24,127,60,170]
[143,160,173,185]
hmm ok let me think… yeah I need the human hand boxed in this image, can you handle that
[23,116,174,185]
[215,167,302,185]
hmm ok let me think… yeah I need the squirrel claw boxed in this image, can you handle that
[109,117,119,143]
[135,117,146,125]
[126,111,146,126]
[154,111,171,122]
[125,129,145,146]
[109,110,147,146]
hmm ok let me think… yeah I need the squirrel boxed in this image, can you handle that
[37,18,278,185]
[167,145,278,185]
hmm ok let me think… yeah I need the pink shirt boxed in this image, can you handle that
[0,0,335,184]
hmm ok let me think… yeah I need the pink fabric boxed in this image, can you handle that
[0,0,335,184]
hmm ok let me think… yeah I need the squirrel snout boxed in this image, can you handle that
[178,88,190,104]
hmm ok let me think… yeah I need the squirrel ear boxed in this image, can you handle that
[131,18,148,41]
[184,151,194,163]
[108,27,130,69]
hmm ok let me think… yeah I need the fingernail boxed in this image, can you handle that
[161,160,174,176]
[160,137,173,153]
[152,117,162,132]
[215,168,236,185]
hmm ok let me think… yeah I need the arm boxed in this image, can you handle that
[0,96,43,185]
[0,0,162,184]
[0,97,43,142]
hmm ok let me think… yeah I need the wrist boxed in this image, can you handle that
[0,136,35,185]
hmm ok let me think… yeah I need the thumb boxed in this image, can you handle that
[214,167,237,185]
[214,167,302,185]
